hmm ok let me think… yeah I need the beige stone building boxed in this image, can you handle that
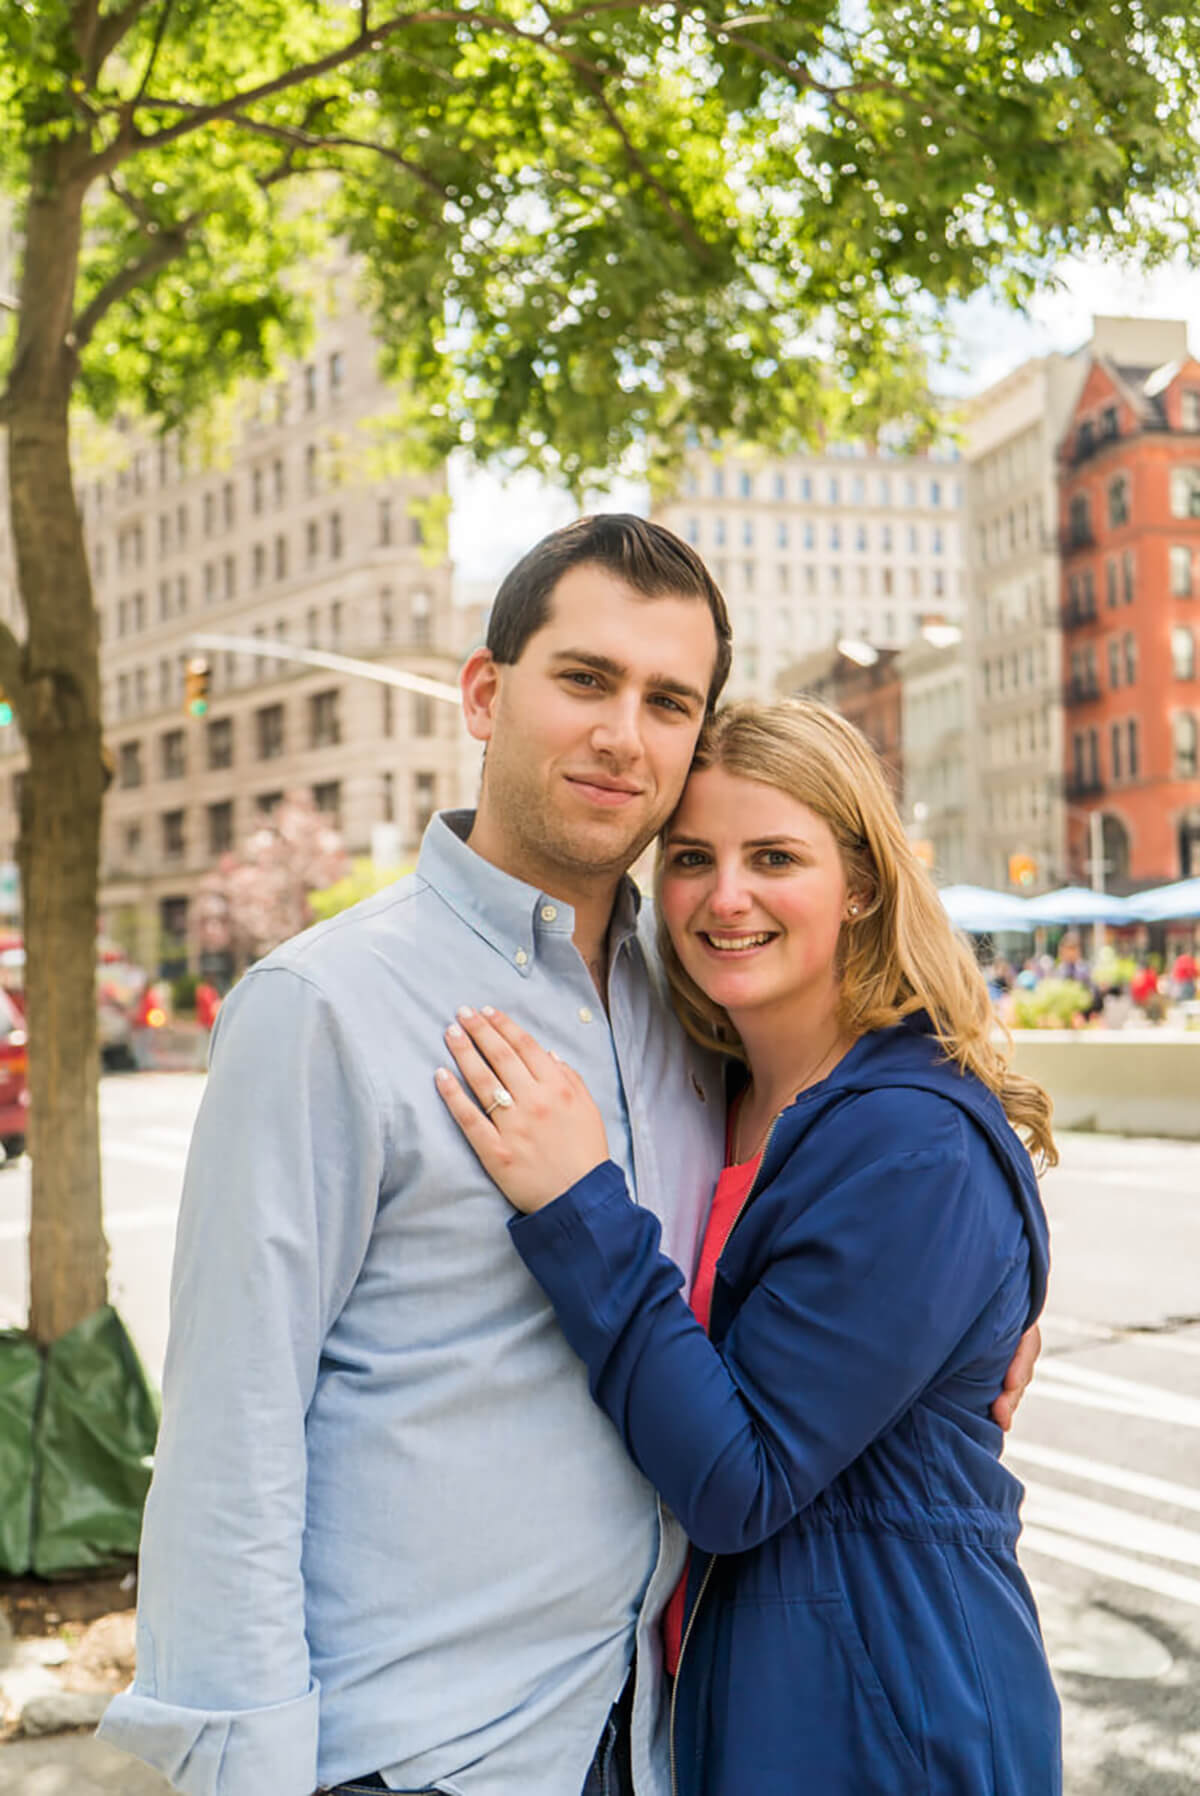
[0,274,483,973]
[654,442,965,700]
[895,633,970,886]
[963,317,1187,892]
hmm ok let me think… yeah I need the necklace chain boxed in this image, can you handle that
[733,1033,848,1165]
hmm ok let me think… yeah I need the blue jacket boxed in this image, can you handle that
[511,1017,1062,1796]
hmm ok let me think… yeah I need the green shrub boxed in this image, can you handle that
[170,971,200,1015]
[1012,978,1095,1029]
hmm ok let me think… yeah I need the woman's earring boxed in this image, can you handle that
[847,903,859,918]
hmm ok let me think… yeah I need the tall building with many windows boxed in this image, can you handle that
[654,443,965,700]
[1057,337,1200,886]
[962,317,1190,892]
[0,271,478,972]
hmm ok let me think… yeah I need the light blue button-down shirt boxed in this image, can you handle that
[99,812,724,1796]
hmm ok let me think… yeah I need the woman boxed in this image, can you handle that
[435,699,1061,1795]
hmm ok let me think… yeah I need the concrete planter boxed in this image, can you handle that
[1008,1029,1200,1139]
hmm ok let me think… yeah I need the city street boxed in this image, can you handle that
[1,1075,1198,1792]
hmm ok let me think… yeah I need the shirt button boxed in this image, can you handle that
[578,1006,593,1023]
[540,904,558,922]
[514,949,529,966]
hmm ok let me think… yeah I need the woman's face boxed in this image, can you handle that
[660,765,852,1023]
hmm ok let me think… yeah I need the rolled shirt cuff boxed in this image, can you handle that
[96,1680,319,1796]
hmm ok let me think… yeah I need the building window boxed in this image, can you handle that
[1106,558,1119,607]
[161,809,186,863]
[207,801,234,857]
[306,520,319,563]
[252,544,266,587]
[223,555,236,599]
[381,686,394,739]
[830,523,842,551]
[309,688,341,748]
[312,779,342,825]
[251,468,264,516]
[329,351,344,396]
[714,517,727,548]
[712,469,724,498]
[1108,476,1130,528]
[329,512,343,558]
[378,497,392,546]
[304,364,318,411]
[1170,545,1194,596]
[1170,467,1200,518]
[1068,494,1091,544]
[118,741,143,789]
[207,716,234,770]
[255,703,286,760]
[1107,638,1120,690]
[1128,717,1139,778]
[1123,631,1137,684]
[159,728,186,780]
[256,791,283,818]
[772,473,785,500]
[122,821,142,863]
[413,693,434,738]
[411,588,432,646]
[379,588,394,641]
[1101,405,1119,441]
[1175,712,1199,778]
[1182,390,1200,431]
[274,534,287,580]
[1173,625,1196,680]
[329,599,343,645]
[737,470,752,499]
[413,770,436,836]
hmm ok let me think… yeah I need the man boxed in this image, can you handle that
[100,515,1033,1796]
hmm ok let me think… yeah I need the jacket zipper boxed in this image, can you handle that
[668,1107,785,1796]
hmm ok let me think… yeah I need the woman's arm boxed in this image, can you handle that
[436,1009,1022,1556]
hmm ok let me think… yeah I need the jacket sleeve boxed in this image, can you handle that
[96,966,384,1796]
[509,1102,1013,1555]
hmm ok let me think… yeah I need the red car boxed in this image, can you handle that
[0,985,28,1164]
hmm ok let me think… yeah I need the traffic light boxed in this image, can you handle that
[184,656,211,718]
[0,689,11,727]
[1008,853,1037,889]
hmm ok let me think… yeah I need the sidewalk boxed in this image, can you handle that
[1,1731,172,1792]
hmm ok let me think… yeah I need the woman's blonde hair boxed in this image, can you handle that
[656,698,1057,1166]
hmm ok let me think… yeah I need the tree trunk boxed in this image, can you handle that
[6,146,109,1345]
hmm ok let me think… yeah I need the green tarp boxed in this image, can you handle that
[0,1305,158,1577]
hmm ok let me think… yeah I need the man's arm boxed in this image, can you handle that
[97,965,384,1796]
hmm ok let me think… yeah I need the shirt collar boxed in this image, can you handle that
[417,811,642,977]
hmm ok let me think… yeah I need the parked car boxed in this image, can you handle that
[0,985,29,1164]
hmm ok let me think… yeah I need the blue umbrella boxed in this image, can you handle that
[936,885,1035,933]
[1127,877,1200,922]
[1022,885,1136,926]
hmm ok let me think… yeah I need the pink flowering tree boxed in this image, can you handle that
[194,792,349,973]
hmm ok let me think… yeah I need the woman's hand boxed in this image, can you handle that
[435,1007,611,1213]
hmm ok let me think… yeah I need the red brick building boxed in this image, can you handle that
[776,643,903,797]
[1058,352,1200,887]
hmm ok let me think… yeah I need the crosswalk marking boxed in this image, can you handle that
[1032,1361,1200,1428]
[1022,1481,1200,1568]
[1022,1526,1200,1611]
[1006,1439,1200,1514]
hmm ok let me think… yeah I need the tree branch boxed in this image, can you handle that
[567,64,714,263]
[85,0,157,85]
[146,108,451,199]
[0,620,27,711]
[132,0,176,106]
[72,221,197,349]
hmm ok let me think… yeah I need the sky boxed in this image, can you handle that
[448,250,1200,592]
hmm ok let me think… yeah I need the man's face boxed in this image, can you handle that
[465,563,718,887]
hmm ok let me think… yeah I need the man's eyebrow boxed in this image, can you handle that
[549,649,705,707]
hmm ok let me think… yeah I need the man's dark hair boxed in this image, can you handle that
[486,514,733,710]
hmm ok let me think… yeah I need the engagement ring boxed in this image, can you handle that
[484,1087,513,1118]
